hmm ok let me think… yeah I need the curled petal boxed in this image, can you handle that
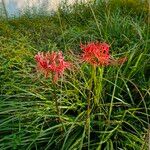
[117,57,127,64]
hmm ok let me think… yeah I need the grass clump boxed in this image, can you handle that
[0,0,150,149]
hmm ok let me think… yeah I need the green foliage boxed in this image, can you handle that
[0,1,149,149]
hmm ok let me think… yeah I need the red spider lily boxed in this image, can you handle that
[81,42,110,66]
[81,42,127,66]
[35,51,71,82]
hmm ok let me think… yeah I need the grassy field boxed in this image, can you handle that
[0,0,150,149]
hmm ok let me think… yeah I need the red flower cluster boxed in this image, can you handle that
[81,42,110,66]
[35,42,127,82]
[35,51,70,82]
[81,42,127,66]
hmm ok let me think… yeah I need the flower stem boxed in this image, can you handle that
[53,84,60,118]
[87,88,91,150]
[97,67,104,121]
[86,65,96,149]
[53,84,65,131]
[97,67,104,104]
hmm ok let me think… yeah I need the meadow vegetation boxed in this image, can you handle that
[0,0,150,149]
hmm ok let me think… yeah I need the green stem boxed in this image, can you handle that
[97,67,104,104]
[53,84,65,131]
[87,90,91,150]
[94,67,104,107]
[95,67,104,127]
[53,84,60,118]
[86,65,96,149]
[86,66,104,149]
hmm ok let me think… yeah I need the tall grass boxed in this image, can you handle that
[0,0,149,149]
